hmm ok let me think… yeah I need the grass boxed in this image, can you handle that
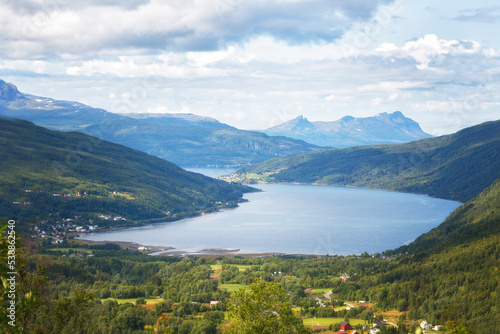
[308,288,332,297]
[101,297,164,305]
[47,248,93,254]
[218,284,247,292]
[303,317,366,328]
[210,264,252,272]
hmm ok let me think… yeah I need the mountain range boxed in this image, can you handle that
[1,79,431,167]
[238,119,500,203]
[263,112,432,147]
[0,118,254,223]
[0,80,321,167]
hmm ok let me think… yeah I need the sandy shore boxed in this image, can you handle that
[77,239,317,257]
[76,239,173,252]
[154,248,286,258]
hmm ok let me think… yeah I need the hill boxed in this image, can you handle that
[0,118,255,226]
[263,111,432,147]
[348,178,500,331]
[0,79,322,167]
[398,178,500,255]
[238,119,500,202]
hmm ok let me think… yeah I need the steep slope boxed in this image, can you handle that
[355,179,500,331]
[238,120,500,202]
[398,178,500,255]
[0,80,322,167]
[263,111,432,147]
[0,118,254,223]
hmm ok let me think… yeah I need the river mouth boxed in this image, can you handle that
[78,183,461,256]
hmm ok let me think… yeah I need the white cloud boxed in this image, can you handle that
[375,34,484,70]
[370,97,383,106]
[0,0,392,59]
[2,0,499,136]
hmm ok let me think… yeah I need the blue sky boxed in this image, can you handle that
[0,0,499,135]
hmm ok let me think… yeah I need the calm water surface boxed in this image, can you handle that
[80,180,461,255]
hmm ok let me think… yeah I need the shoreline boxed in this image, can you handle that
[241,181,463,203]
[77,239,320,258]
[76,239,174,253]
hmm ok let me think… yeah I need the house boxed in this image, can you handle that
[433,325,443,331]
[210,301,219,307]
[348,331,360,334]
[363,324,370,331]
[370,328,381,334]
[340,321,352,331]
[420,321,432,329]
[340,273,351,282]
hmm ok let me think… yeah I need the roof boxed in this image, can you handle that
[340,321,350,326]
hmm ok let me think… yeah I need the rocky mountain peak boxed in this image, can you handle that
[0,79,25,103]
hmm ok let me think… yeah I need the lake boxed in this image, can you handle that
[79,173,461,255]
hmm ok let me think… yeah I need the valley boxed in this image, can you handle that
[1,82,498,333]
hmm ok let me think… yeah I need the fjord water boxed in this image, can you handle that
[81,182,461,255]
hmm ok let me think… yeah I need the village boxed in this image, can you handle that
[30,213,128,244]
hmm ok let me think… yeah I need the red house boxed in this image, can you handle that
[340,321,352,331]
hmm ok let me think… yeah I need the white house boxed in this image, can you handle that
[420,321,432,329]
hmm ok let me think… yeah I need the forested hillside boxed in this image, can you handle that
[338,177,500,331]
[397,178,500,254]
[238,120,500,202]
[0,118,254,226]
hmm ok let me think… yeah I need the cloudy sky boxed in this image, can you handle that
[1,0,499,135]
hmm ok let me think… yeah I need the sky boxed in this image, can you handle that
[0,0,499,135]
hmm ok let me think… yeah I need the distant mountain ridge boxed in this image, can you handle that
[0,79,321,167]
[263,111,432,147]
[239,119,500,203]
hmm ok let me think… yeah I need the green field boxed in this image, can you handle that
[47,248,93,254]
[308,288,331,296]
[211,264,252,271]
[101,297,164,305]
[218,284,247,292]
[303,317,366,327]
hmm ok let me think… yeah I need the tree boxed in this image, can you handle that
[445,321,472,334]
[227,280,310,334]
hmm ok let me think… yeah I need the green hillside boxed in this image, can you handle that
[238,120,500,202]
[0,118,255,225]
[398,178,500,254]
[341,178,500,331]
